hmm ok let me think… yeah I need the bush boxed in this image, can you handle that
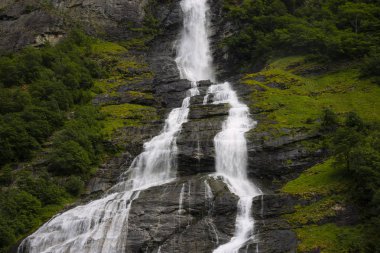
[0,165,13,186]
[16,170,66,205]
[48,140,91,176]
[361,50,380,84]
[222,0,380,69]
[0,189,41,249]
[65,176,85,196]
[0,29,105,166]
[320,108,339,133]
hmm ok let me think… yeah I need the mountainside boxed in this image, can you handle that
[0,0,379,252]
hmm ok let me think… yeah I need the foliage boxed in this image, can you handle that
[295,223,365,253]
[243,57,380,136]
[0,29,104,167]
[0,30,113,252]
[361,49,380,84]
[222,0,380,74]
[320,108,339,133]
[48,140,91,176]
[65,176,85,196]
[0,189,41,250]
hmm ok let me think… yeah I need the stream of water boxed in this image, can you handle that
[206,83,261,252]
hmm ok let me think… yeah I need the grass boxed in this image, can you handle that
[281,159,349,197]
[100,103,158,136]
[295,223,365,253]
[245,56,380,135]
[281,154,369,253]
[91,41,128,56]
[283,196,343,225]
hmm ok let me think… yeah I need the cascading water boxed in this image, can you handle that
[18,0,213,252]
[18,86,193,253]
[205,83,262,253]
[18,0,262,251]
[175,0,214,82]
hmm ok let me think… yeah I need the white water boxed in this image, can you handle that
[175,0,214,82]
[18,0,213,252]
[206,83,262,253]
[18,86,193,253]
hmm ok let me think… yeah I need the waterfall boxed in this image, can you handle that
[205,83,262,253]
[17,0,262,251]
[175,0,214,82]
[18,0,213,252]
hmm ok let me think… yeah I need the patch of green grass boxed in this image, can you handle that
[92,78,125,94]
[127,91,154,99]
[295,223,365,253]
[281,159,349,197]
[284,196,343,225]
[91,41,127,56]
[100,103,158,136]
[101,103,156,118]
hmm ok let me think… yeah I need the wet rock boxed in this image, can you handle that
[266,82,288,90]
[177,102,229,177]
[246,130,325,184]
[188,103,229,119]
[125,176,238,252]
[86,152,133,195]
[93,92,156,106]
[154,78,192,108]
[251,194,296,219]
[254,230,297,253]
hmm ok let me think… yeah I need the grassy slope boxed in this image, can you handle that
[244,56,380,252]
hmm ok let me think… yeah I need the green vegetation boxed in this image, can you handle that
[0,29,102,166]
[282,159,349,197]
[0,30,144,252]
[243,56,380,137]
[222,0,380,83]
[295,224,365,253]
[0,26,160,252]
[281,109,380,252]
[101,103,158,136]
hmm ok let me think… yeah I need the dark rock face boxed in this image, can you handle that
[125,175,238,252]
[154,78,192,108]
[176,85,230,177]
[0,1,65,51]
[51,0,147,40]
[248,194,298,253]
[247,130,324,184]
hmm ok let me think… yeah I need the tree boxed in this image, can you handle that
[320,108,339,133]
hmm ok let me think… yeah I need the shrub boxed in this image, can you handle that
[65,176,85,196]
[48,140,91,176]
[320,108,339,133]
